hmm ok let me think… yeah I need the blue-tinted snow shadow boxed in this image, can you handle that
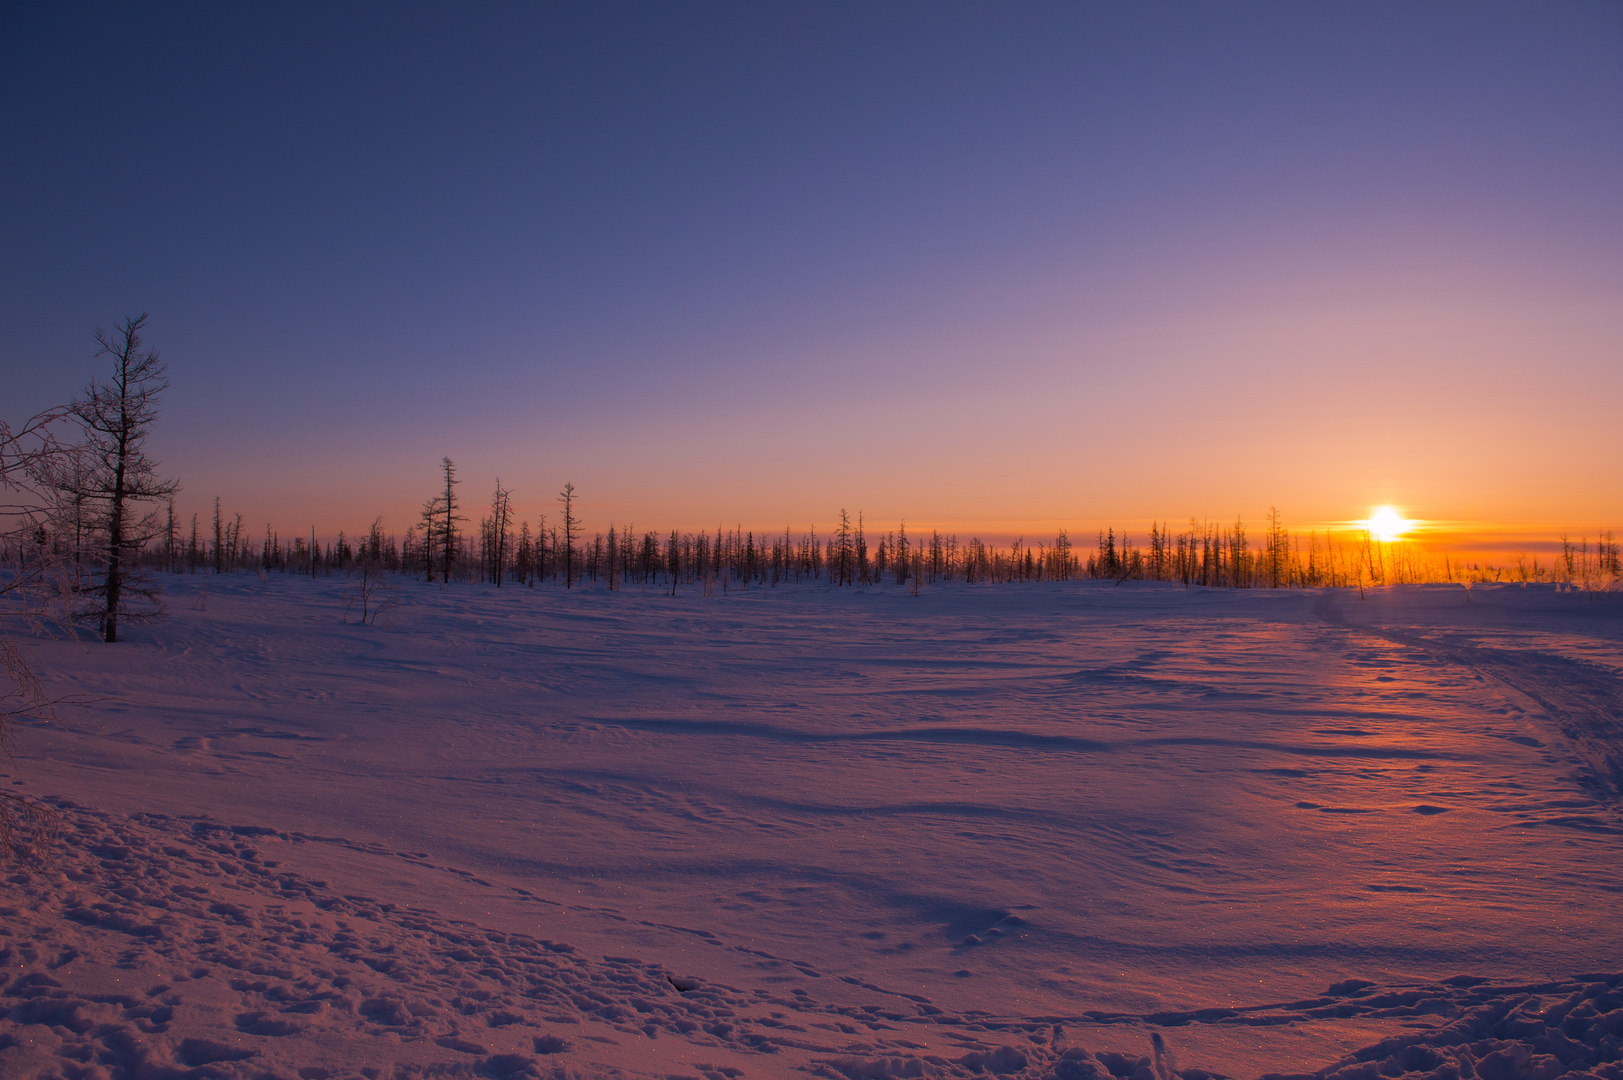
[585,718,1463,760]
[588,717,1115,753]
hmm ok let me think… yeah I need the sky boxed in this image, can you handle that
[3,3,1620,548]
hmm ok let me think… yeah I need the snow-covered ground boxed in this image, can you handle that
[4,576,1621,1079]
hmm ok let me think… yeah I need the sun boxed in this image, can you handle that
[1365,506,1412,542]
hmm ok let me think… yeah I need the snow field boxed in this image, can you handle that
[4,576,1621,1077]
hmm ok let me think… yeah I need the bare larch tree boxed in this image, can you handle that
[58,315,179,643]
[558,483,578,588]
[489,480,512,586]
[1,401,83,856]
[439,457,463,584]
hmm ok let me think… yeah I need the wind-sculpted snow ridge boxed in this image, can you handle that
[1252,976,1623,1080]
[3,799,1619,1080]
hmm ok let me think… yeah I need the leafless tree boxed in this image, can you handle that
[1,404,78,619]
[833,509,854,586]
[558,482,578,588]
[53,315,180,642]
[212,497,223,574]
[667,529,681,596]
[416,498,442,579]
[344,558,399,626]
[489,480,512,586]
[439,457,463,584]
[1,401,89,859]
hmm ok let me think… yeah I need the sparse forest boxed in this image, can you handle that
[21,461,1610,598]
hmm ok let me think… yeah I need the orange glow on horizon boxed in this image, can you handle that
[1364,506,1415,543]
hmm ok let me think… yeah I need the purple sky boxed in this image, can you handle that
[4,4,1620,545]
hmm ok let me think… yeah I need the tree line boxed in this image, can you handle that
[109,463,1623,595]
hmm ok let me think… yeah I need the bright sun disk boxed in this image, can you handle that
[1366,506,1412,542]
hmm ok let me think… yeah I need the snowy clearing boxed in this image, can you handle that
[4,577,1622,1079]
